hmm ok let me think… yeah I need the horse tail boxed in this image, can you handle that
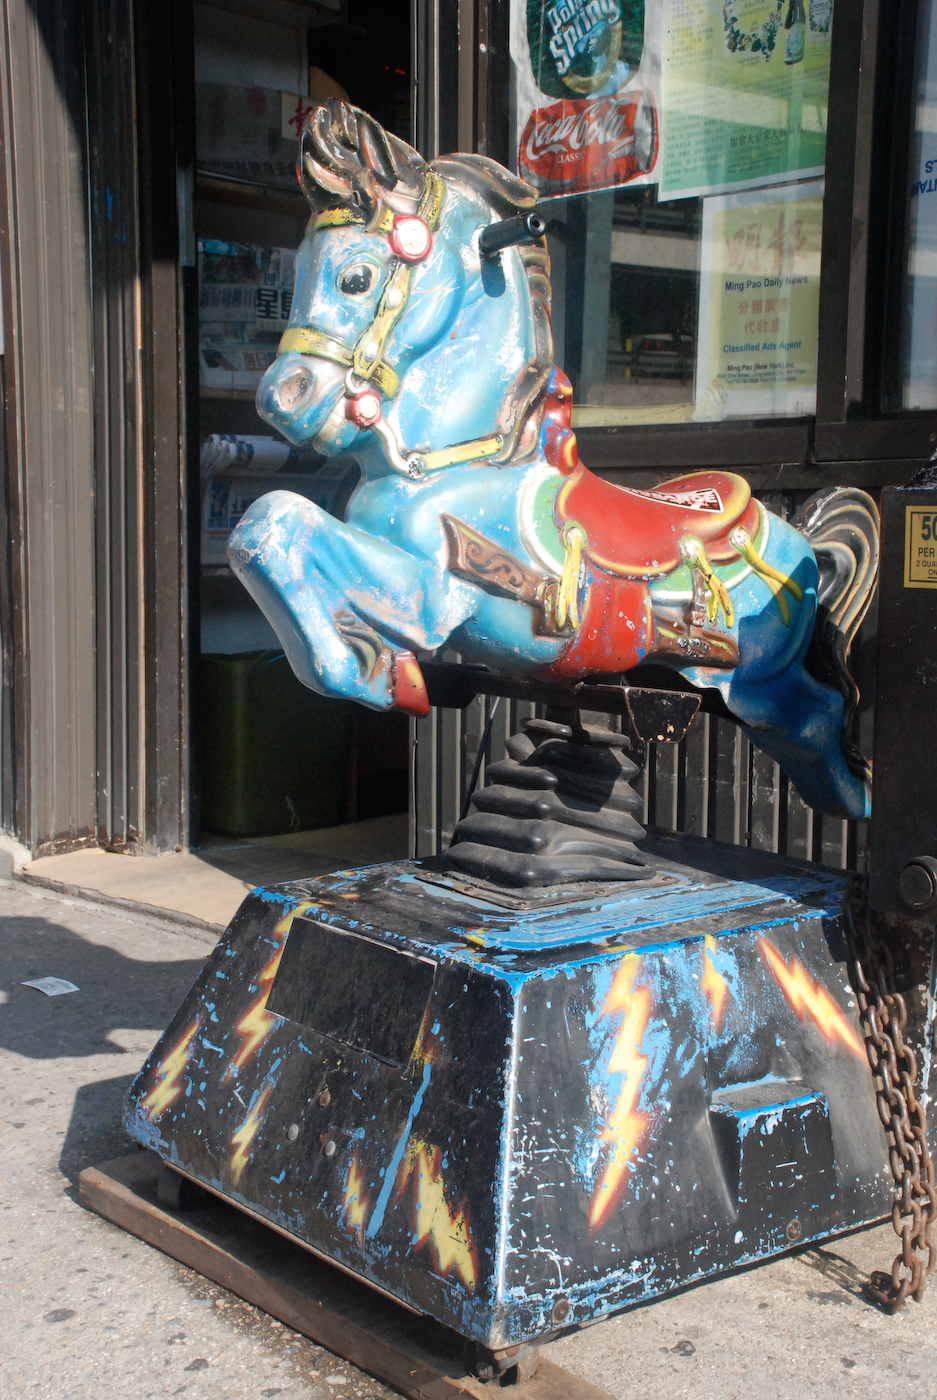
[791,486,880,768]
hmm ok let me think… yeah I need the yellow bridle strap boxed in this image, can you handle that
[277,327,399,399]
[417,434,503,472]
[417,168,446,230]
[278,327,351,366]
[351,171,446,389]
[283,171,446,408]
[315,206,366,230]
[352,259,413,385]
[369,205,396,235]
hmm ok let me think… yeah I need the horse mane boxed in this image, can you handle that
[430,153,553,445]
[299,100,427,216]
[430,152,537,216]
[299,100,553,457]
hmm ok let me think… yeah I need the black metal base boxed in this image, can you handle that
[124,837,893,1349]
[420,661,701,742]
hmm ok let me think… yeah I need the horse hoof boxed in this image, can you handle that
[392,651,430,716]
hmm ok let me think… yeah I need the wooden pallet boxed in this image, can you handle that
[79,1154,615,1400]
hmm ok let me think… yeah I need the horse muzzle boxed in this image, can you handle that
[256,351,345,448]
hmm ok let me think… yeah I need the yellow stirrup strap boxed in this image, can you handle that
[556,525,587,632]
[680,537,735,629]
[729,526,803,627]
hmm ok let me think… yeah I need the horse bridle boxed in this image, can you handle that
[278,170,504,481]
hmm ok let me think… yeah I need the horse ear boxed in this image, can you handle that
[302,151,350,203]
[298,100,426,215]
[314,102,360,173]
[359,113,401,192]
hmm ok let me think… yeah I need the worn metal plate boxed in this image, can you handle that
[267,920,436,1066]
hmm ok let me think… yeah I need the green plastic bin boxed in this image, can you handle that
[199,650,353,838]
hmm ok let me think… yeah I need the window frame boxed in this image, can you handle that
[446,0,936,484]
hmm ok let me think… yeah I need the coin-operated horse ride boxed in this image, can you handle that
[127,102,926,1379]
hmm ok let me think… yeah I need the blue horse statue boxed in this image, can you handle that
[229,101,879,821]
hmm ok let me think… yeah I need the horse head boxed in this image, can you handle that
[256,100,553,479]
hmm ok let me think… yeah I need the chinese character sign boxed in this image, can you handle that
[281,92,318,141]
[694,180,823,418]
[660,0,833,200]
[198,241,296,391]
[510,0,662,196]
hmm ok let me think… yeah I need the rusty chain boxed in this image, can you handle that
[843,879,937,1312]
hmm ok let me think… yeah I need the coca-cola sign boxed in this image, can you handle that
[518,88,658,197]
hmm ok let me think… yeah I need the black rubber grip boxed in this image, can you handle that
[478,211,547,258]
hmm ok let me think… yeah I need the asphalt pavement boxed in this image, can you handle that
[3,876,937,1400]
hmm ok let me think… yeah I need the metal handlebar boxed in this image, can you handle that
[478,211,547,259]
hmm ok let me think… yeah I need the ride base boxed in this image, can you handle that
[125,835,892,1353]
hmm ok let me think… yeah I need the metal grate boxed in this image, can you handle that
[410,695,870,873]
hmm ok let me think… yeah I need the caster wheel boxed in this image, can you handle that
[512,1345,541,1382]
[157,1164,207,1211]
[462,1340,540,1384]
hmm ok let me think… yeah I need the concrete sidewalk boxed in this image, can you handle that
[3,876,937,1400]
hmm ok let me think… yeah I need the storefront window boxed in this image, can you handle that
[511,0,834,425]
[893,0,937,410]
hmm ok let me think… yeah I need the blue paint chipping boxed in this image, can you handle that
[366,1061,432,1240]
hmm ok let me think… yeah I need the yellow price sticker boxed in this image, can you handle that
[904,506,937,588]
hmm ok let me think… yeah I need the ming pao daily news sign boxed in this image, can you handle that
[510,0,661,197]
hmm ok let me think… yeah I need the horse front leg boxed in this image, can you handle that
[228,490,472,713]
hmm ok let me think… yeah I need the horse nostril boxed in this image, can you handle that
[276,366,315,410]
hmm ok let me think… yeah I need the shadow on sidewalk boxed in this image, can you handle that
[0,913,206,1061]
[1,907,207,1185]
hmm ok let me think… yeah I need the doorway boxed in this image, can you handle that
[192,0,412,855]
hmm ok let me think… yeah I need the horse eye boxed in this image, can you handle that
[340,264,375,296]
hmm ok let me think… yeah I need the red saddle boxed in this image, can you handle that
[533,370,759,678]
[554,464,760,577]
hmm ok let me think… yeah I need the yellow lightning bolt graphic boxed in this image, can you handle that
[140,1018,201,1119]
[702,934,728,1030]
[589,955,655,1230]
[227,901,317,1077]
[412,1143,477,1289]
[400,1140,477,1290]
[405,1000,441,1080]
[229,1081,274,1185]
[342,1153,369,1242]
[759,936,865,1060]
